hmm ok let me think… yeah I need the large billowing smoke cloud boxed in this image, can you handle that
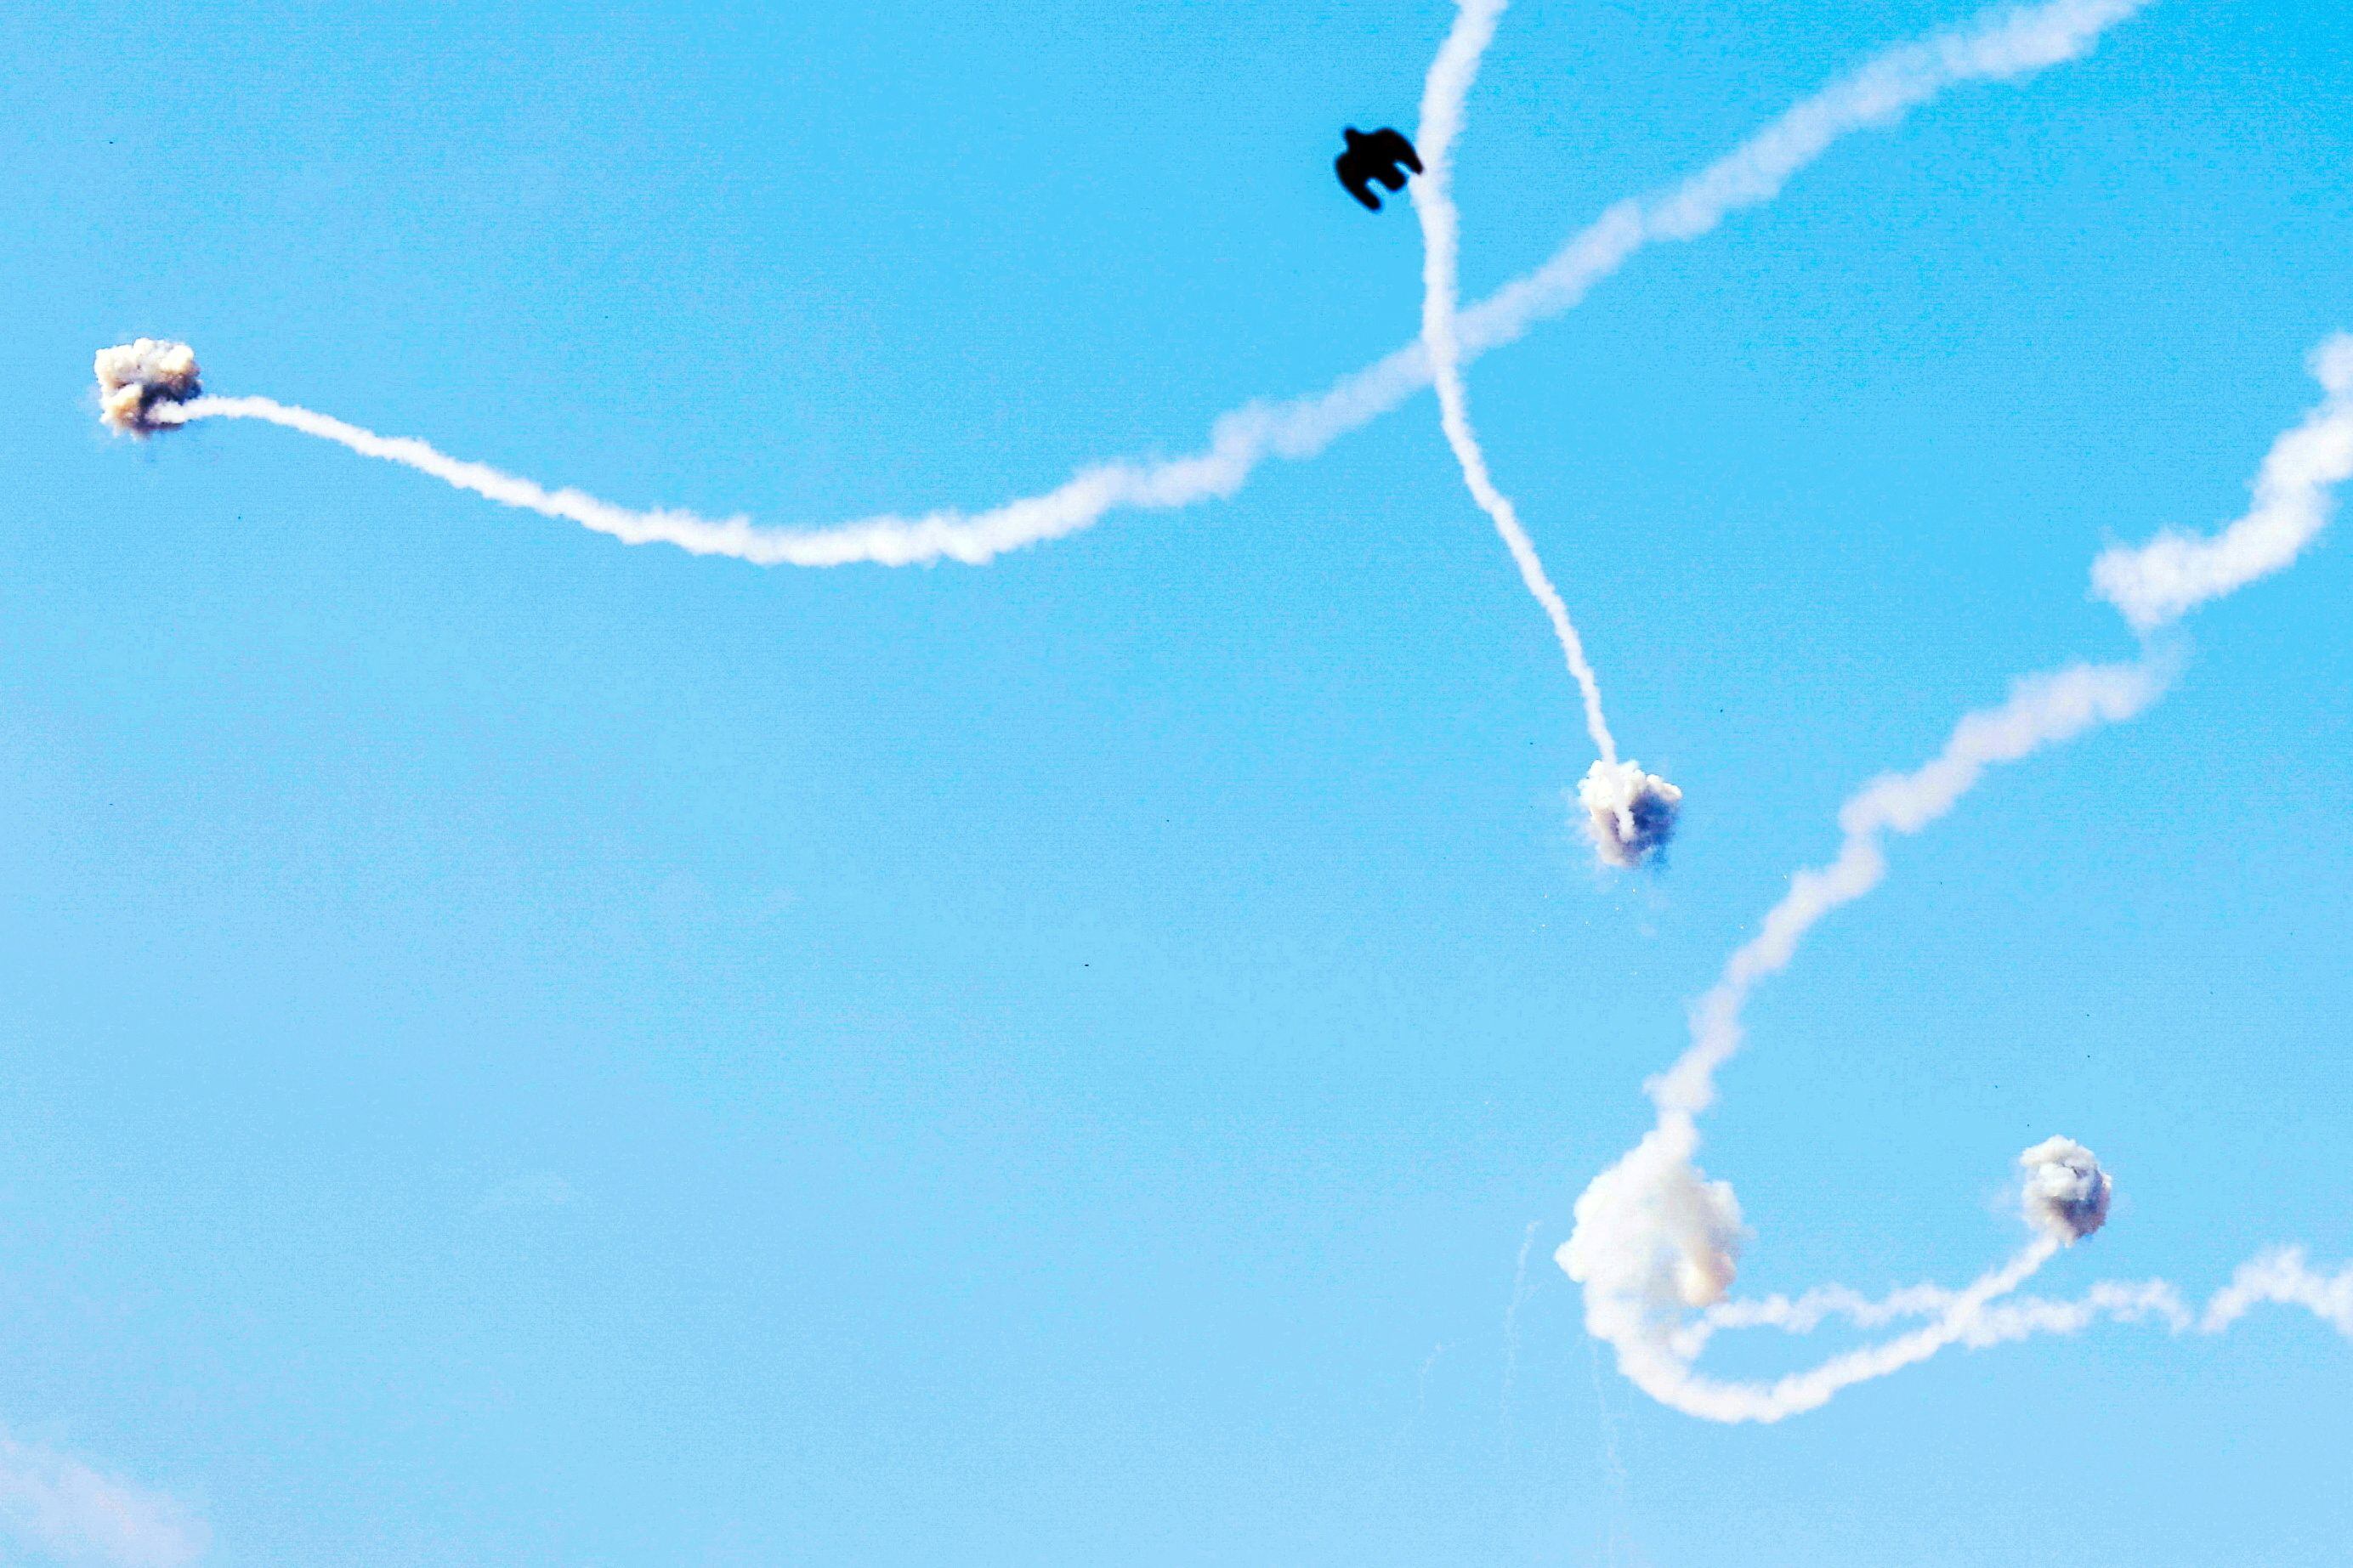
[1563,337,2353,1423]
[99,0,2150,571]
[94,339,201,435]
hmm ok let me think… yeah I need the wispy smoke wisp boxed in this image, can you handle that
[108,0,2149,569]
[0,1434,208,1568]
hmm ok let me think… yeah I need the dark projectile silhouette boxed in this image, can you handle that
[1335,127,1422,212]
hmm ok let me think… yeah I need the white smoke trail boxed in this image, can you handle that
[1684,1249,2353,1361]
[1409,0,1687,867]
[2202,1246,2353,1336]
[1501,1217,1541,1431]
[1653,654,2173,1122]
[1562,332,2353,1423]
[1411,0,1618,761]
[120,0,2149,572]
[2093,335,2353,630]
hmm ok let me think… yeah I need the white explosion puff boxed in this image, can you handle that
[2020,1135,2112,1242]
[1578,759,1683,869]
[94,339,200,435]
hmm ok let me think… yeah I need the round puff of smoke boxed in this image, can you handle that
[1579,759,1684,869]
[2020,1136,2111,1243]
[1561,1121,1744,1322]
[94,339,201,435]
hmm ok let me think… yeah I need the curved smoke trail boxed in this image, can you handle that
[1409,0,1685,868]
[1410,0,1614,765]
[1563,332,2353,1422]
[110,0,2151,575]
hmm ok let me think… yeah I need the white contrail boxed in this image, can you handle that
[127,0,2150,571]
[1562,334,2353,1424]
[1653,655,2173,1122]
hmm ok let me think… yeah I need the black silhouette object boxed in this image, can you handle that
[1335,127,1422,212]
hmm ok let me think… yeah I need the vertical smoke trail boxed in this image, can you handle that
[1562,333,2353,1423]
[1500,1217,1542,1432]
[104,0,2151,574]
[1410,0,1684,867]
[1411,0,1617,766]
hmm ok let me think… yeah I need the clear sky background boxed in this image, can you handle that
[7,0,2353,1563]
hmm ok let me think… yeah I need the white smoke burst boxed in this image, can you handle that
[2203,1248,2353,1337]
[1578,760,1683,869]
[94,339,200,435]
[96,0,2151,571]
[2019,1135,2112,1242]
[1565,336,2353,1424]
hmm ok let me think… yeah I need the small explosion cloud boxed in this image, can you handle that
[2020,1135,2111,1243]
[94,340,200,435]
[1578,760,1683,869]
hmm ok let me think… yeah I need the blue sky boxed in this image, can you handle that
[8,0,2353,1561]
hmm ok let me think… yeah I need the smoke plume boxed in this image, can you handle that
[102,0,2149,569]
[94,339,200,435]
[1578,760,1683,869]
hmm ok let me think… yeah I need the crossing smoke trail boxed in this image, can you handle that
[99,0,2150,573]
[1410,0,1681,868]
[1560,334,2353,1422]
